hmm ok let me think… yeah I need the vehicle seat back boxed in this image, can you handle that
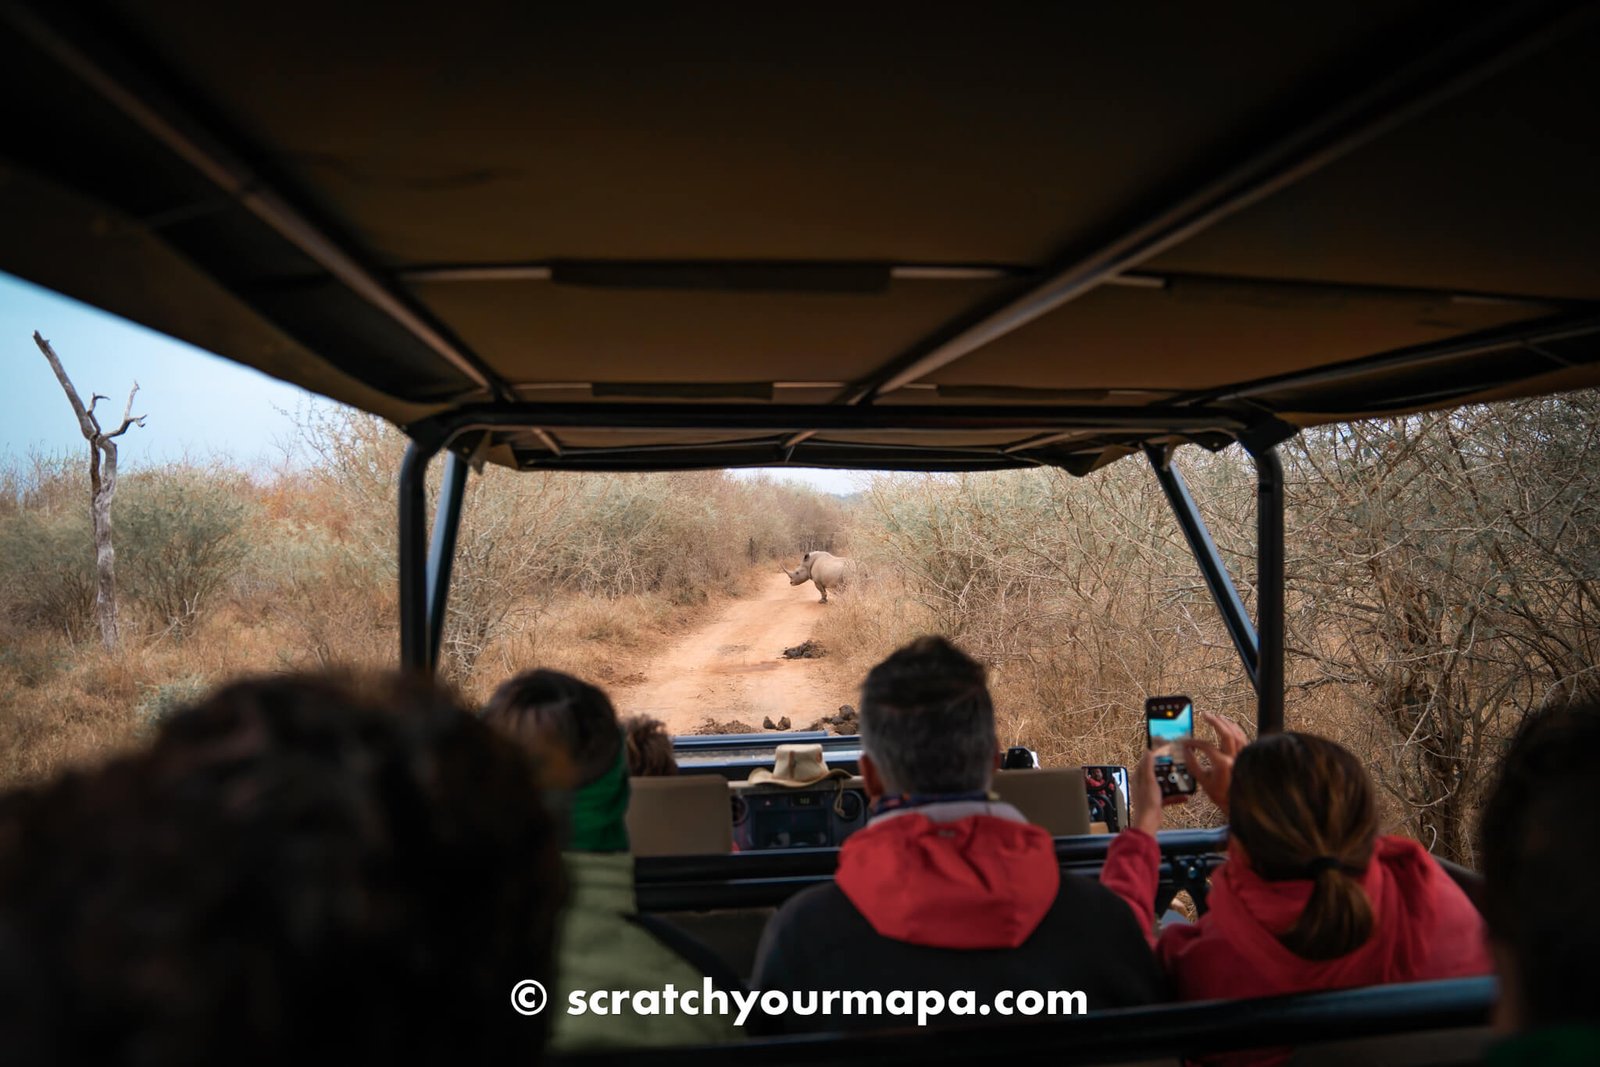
[993,768,1092,836]
[647,907,776,982]
[626,774,733,856]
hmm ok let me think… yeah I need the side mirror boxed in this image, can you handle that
[999,746,1039,770]
[1082,765,1130,833]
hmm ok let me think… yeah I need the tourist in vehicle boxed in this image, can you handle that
[1085,765,1122,830]
[483,669,743,1049]
[750,636,1166,1033]
[1480,696,1600,1064]
[1101,714,1490,1064]
[623,713,679,776]
[0,673,561,1066]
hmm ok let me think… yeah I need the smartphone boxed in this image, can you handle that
[1145,695,1197,798]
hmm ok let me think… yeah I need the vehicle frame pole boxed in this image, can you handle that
[399,437,441,673]
[424,450,469,673]
[1250,443,1286,734]
[1146,445,1260,689]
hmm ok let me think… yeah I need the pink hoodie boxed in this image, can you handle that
[1100,829,1490,1066]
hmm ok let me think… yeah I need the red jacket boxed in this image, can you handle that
[836,807,1060,948]
[1100,829,1490,1066]
[750,805,1169,1034]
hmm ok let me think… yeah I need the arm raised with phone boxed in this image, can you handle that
[1107,710,1251,942]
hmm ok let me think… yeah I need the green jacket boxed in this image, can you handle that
[550,851,744,1051]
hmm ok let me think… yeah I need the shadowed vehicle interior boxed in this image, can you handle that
[3,1,1598,1062]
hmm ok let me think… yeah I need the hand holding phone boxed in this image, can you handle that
[1182,710,1250,815]
[1146,695,1198,798]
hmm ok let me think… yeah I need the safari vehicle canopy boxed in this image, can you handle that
[3,1,1599,1061]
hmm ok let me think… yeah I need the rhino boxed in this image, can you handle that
[783,550,853,603]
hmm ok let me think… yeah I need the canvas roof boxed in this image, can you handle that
[2,1,1598,472]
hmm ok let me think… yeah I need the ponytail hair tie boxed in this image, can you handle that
[1306,856,1343,877]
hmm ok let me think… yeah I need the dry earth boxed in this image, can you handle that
[614,571,852,733]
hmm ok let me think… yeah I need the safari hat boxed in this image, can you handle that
[747,743,851,788]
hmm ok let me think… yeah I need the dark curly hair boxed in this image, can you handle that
[0,672,563,1066]
[1480,696,1600,1028]
[622,714,679,777]
[484,669,623,787]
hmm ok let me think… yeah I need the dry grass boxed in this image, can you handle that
[463,589,723,704]
[0,567,782,789]
[811,572,1242,829]
[0,605,289,785]
[7,393,1597,863]
[0,416,844,790]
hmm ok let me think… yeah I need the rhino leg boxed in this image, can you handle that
[816,580,828,603]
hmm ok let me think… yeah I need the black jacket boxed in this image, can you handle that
[750,814,1167,1034]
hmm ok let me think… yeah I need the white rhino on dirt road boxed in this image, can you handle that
[782,550,854,603]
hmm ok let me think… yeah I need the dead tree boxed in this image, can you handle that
[32,331,145,651]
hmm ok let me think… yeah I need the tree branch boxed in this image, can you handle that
[33,331,98,441]
[106,381,145,439]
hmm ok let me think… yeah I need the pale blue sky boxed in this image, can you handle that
[2,272,314,468]
[0,271,860,493]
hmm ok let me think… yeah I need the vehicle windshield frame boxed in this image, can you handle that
[395,401,1289,736]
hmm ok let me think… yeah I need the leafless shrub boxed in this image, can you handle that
[118,467,252,639]
[831,393,1600,856]
[0,456,97,641]
[850,467,1251,763]
[1283,395,1600,862]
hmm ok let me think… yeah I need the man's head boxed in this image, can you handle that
[856,636,998,798]
[1480,696,1600,1031]
[0,672,562,1066]
[484,669,623,788]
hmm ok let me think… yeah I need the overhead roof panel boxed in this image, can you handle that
[938,279,1552,393]
[1146,20,1600,301]
[0,1,1596,473]
[100,1,1449,266]
[410,277,1011,392]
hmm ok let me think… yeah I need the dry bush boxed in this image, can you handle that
[1283,396,1600,862]
[276,407,852,679]
[436,468,848,678]
[117,465,253,639]
[846,468,1253,766]
[0,457,256,644]
[0,405,853,787]
[8,383,1595,862]
[251,524,397,670]
[0,455,97,641]
[827,392,1600,853]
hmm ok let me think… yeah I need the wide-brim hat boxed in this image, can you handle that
[747,743,851,788]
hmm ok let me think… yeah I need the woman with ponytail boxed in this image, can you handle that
[1100,716,1489,1066]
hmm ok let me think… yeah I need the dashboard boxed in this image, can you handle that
[731,782,869,850]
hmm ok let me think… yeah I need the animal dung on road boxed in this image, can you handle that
[762,715,793,730]
[691,717,758,735]
[782,640,825,659]
[804,705,859,735]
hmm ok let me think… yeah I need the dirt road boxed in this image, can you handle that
[615,571,849,734]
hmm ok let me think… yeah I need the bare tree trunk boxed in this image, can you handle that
[32,332,145,652]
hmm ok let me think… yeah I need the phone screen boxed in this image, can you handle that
[1147,698,1193,749]
[1146,695,1197,796]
